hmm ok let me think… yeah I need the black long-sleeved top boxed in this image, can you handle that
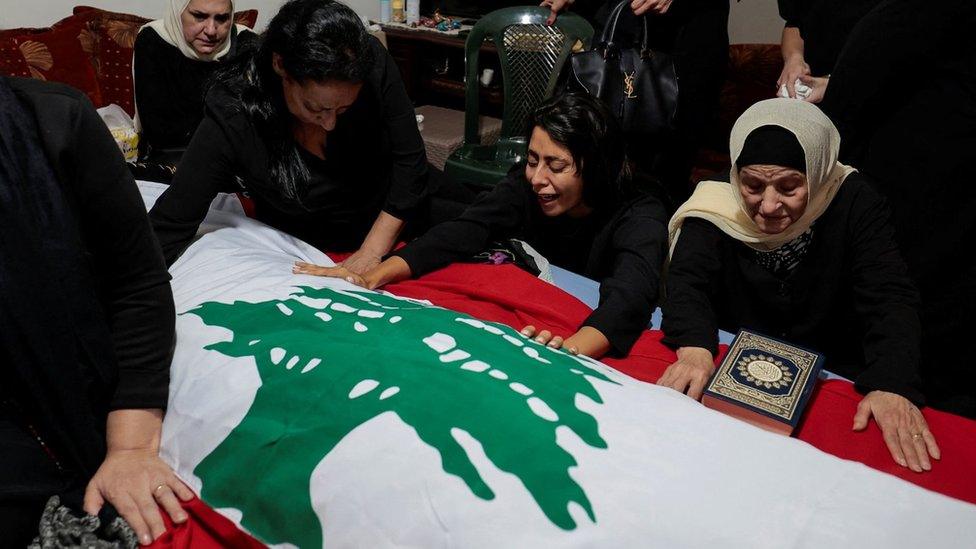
[777,0,882,76]
[149,36,429,264]
[395,170,669,356]
[133,26,257,151]
[820,0,976,416]
[9,77,175,410]
[662,173,924,403]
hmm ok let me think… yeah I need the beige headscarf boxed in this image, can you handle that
[668,98,857,255]
[144,0,248,62]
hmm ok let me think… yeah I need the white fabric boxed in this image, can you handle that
[778,78,813,100]
[141,183,976,548]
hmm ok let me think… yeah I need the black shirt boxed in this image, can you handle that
[149,36,430,264]
[662,174,924,403]
[820,0,976,416]
[777,0,882,76]
[133,26,257,151]
[9,78,175,410]
[394,170,669,356]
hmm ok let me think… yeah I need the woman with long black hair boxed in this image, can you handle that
[150,0,432,274]
[296,92,670,360]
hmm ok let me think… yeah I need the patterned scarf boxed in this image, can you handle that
[751,226,814,278]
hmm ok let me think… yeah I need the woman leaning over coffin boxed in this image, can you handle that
[150,0,431,274]
[296,92,670,360]
[658,98,940,472]
[134,0,257,159]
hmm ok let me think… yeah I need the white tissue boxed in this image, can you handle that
[777,78,812,100]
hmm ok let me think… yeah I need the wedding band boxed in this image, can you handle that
[154,483,166,495]
[912,433,923,440]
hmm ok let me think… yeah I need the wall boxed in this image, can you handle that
[728,0,783,44]
[1,0,783,44]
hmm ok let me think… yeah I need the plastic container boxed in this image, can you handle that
[406,0,419,24]
[380,0,391,23]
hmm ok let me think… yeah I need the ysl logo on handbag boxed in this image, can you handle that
[623,71,637,99]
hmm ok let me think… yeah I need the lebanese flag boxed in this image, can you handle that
[140,186,976,548]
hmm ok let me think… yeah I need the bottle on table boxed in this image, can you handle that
[392,0,405,23]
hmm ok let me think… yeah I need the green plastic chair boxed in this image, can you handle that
[444,7,594,191]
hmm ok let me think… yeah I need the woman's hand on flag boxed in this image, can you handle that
[83,409,194,545]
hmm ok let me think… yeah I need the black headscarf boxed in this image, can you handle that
[735,125,807,173]
[0,77,116,480]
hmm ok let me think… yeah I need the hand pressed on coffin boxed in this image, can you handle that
[84,409,194,545]
[338,247,382,275]
[294,255,412,290]
[657,346,716,400]
[853,390,941,472]
[521,325,611,360]
[339,210,407,275]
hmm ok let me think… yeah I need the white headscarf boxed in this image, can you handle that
[668,98,857,254]
[144,0,248,62]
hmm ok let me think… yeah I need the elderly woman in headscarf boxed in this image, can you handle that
[657,98,941,473]
[133,0,256,161]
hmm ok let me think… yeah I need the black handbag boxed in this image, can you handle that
[564,0,679,136]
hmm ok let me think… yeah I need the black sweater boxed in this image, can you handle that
[149,36,429,264]
[662,174,923,403]
[133,26,257,151]
[820,0,976,415]
[777,0,882,76]
[395,171,669,356]
[9,78,175,410]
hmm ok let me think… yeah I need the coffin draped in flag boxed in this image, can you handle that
[151,185,976,548]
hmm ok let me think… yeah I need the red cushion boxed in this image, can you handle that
[0,38,32,78]
[0,15,102,106]
[72,7,150,113]
[234,9,259,29]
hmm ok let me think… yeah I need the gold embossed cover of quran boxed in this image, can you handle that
[703,330,824,436]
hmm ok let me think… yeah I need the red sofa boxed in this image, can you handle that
[0,6,257,116]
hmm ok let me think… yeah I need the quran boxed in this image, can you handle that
[703,330,823,436]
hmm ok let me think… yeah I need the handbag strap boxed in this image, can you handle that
[600,0,650,54]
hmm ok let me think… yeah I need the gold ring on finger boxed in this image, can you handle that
[154,483,166,496]
[912,433,923,440]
